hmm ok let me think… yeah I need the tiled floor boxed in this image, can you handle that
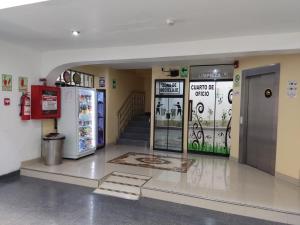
[21,145,300,223]
[0,175,285,225]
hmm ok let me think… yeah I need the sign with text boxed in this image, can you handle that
[19,76,28,92]
[190,65,234,81]
[156,80,184,95]
[2,74,12,91]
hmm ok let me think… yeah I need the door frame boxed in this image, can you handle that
[153,79,185,153]
[96,89,106,149]
[239,64,280,175]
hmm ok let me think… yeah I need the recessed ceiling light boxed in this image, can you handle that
[166,18,176,26]
[0,0,50,10]
[72,30,80,37]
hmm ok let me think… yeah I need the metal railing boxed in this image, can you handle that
[118,91,145,138]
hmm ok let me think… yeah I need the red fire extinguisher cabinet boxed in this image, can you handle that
[31,85,61,119]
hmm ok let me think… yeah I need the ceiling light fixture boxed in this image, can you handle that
[166,18,176,26]
[72,30,80,37]
[0,0,50,10]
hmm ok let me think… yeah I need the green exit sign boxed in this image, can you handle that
[180,66,189,78]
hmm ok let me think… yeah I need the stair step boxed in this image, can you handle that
[125,127,150,133]
[112,172,151,181]
[93,172,151,200]
[121,133,149,140]
[132,117,150,122]
[93,188,139,200]
[117,138,149,147]
[128,121,150,127]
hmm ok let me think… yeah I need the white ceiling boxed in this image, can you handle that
[0,0,299,51]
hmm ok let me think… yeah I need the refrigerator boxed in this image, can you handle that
[58,87,97,159]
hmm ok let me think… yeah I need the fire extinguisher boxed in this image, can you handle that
[20,92,31,120]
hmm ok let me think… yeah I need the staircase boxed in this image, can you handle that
[117,114,150,147]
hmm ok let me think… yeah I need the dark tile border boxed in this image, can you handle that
[0,170,20,180]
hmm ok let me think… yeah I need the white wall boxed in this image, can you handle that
[0,40,42,176]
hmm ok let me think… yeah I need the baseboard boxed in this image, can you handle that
[0,170,20,179]
[229,155,238,162]
[276,172,300,186]
[21,157,41,166]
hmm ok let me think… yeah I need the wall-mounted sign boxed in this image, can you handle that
[99,76,105,88]
[112,79,117,89]
[42,91,58,113]
[18,77,28,92]
[190,65,234,81]
[287,80,297,98]
[234,74,240,88]
[2,74,12,91]
[155,81,184,95]
[4,98,10,106]
[180,66,189,78]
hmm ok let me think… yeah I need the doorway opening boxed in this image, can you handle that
[239,64,280,175]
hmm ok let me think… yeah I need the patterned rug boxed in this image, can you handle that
[108,152,194,173]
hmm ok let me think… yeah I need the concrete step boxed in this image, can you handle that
[125,126,150,133]
[121,132,150,140]
[128,120,150,128]
[117,138,149,147]
[132,116,150,122]
[93,172,151,200]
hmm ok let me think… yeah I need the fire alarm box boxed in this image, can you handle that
[31,85,61,119]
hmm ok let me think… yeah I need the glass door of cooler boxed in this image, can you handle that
[97,90,105,148]
[78,88,96,153]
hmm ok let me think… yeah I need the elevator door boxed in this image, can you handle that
[246,74,277,175]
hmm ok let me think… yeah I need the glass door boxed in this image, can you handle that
[188,81,232,156]
[154,97,169,150]
[78,88,96,153]
[153,80,184,152]
[97,90,105,148]
[188,81,215,153]
[214,81,232,155]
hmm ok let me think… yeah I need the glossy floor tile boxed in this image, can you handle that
[0,175,285,225]
[21,145,300,216]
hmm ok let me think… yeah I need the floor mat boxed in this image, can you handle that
[93,172,151,200]
[108,152,194,173]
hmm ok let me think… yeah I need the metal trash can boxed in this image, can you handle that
[42,133,65,166]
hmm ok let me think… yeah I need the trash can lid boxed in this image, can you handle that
[43,133,65,140]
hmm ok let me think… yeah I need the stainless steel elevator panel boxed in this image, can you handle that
[246,73,277,175]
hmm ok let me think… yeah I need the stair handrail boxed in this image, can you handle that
[118,91,145,138]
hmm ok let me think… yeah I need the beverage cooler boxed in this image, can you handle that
[58,87,97,159]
